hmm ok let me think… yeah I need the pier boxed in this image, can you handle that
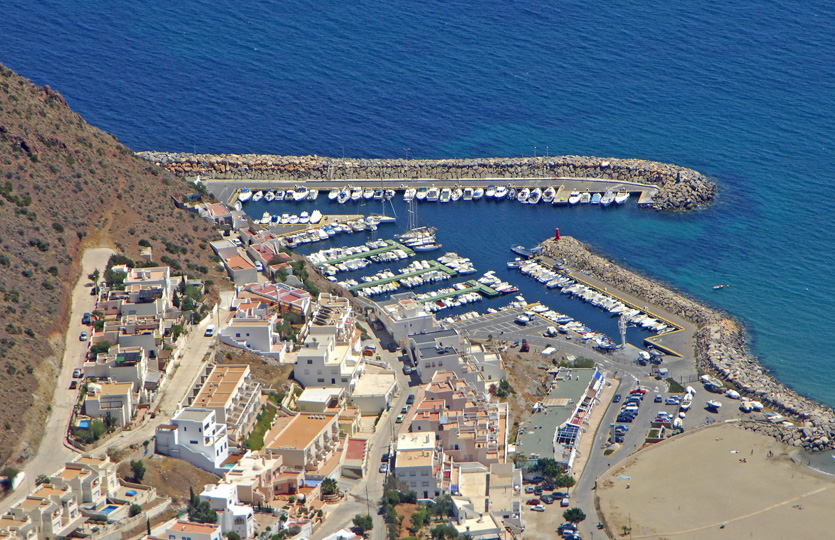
[312,239,414,266]
[416,280,500,303]
[349,260,456,292]
[267,214,364,237]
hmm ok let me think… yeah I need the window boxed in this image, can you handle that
[421,471,428,476]
[317,378,325,383]
[307,359,313,364]
[235,333,241,338]
[422,481,429,487]
[190,440,198,445]
[410,471,416,477]
[198,427,202,433]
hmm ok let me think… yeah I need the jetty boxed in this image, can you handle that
[312,239,413,267]
[350,260,456,292]
[416,280,500,303]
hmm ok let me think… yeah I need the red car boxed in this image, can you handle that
[630,389,647,395]
[525,498,541,505]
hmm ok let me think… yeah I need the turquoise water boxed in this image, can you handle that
[1,1,834,404]
[101,505,119,515]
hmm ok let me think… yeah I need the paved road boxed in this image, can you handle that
[0,248,113,515]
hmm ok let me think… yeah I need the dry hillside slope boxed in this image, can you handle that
[0,63,221,468]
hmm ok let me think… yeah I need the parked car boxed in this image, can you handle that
[540,494,554,505]
[401,406,409,414]
[666,396,681,405]
[631,388,648,395]
[69,380,78,390]
[654,394,663,403]
[382,453,390,462]
[558,522,577,533]
[525,499,541,506]
[79,331,88,341]
[525,486,535,494]
[406,394,415,405]
[81,312,92,325]
[379,463,388,474]
[531,505,545,512]
[553,492,568,500]
[560,497,570,507]
[395,414,405,424]
[72,368,83,378]
[533,486,543,495]
[612,394,622,403]
[403,366,413,375]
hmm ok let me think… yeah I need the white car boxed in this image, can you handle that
[531,505,545,512]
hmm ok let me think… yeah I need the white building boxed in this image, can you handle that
[160,522,222,540]
[374,292,442,345]
[83,382,134,427]
[350,371,397,415]
[294,326,362,392]
[218,300,286,359]
[155,408,230,475]
[199,484,255,539]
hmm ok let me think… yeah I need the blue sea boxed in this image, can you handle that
[2,1,835,406]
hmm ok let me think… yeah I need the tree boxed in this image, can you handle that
[226,533,241,540]
[553,473,576,489]
[512,453,528,468]
[188,499,217,524]
[409,507,429,534]
[430,494,454,517]
[89,340,113,357]
[88,269,100,284]
[129,503,143,517]
[562,507,586,524]
[429,524,458,540]
[352,514,373,535]
[35,474,50,486]
[321,477,338,496]
[130,460,146,483]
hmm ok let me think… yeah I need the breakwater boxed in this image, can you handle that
[539,235,835,451]
[137,152,716,211]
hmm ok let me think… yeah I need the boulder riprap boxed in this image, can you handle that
[137,152,717,211]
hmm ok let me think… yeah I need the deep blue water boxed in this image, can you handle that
[2,1,835,405]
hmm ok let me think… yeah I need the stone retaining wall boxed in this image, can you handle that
[137,152,716,210]
[539,235,835,449]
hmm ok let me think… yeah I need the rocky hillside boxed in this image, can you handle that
[0,64,221,467]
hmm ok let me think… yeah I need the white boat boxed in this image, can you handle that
[579,191,591,204]
[238,188,253,202]
[413,242,442,252]
[507,188,517,201]
[542,187,556,203]
[529,187,542,204]
[473,187,485,199]
[307,189,318,201]
[275,189,285,201]
[373,189,384,200]
[462,187,474,201]
[264,190,275,202]
[261,212,271,223]
[328,189,340,200]
[615,191,629,204]
[706,400,722,411]
[440,188,452,203]
[310,209,323,224]
[299,211,310,224]
[284,188,295,200]
[416,187,429,200]
[252,190,264,202]
[384,189,396,200]
[451,188,462,201]
[426,187,440,201]
[404,188,417,201]
[351,187,363,201]
[337,190,350,204]
[485,185,496,198]
[568,191,580,205]
[600,190,615,207]
[280,213,290,224]
[517,188,530,203]
[293,186,308,201]
[288,215,299,224]
[363,188,375,199]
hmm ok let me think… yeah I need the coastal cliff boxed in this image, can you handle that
[137,152,717,210]
[540,235,835,451]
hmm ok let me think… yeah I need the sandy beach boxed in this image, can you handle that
[596,422,835,539]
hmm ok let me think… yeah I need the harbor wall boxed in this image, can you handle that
[137,152,717,210]
[539,235,835,451]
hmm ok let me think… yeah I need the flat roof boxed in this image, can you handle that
[352,373,396,396]
[396,449,433,468]
[267,414,335,451]
[174,408,214,423]
[397,432,435,451]
[298,387,343,403]
[409,328,458,344]
[516,368,597,461]
[193,365,250,409]
[171,521,221,534]
[95,382,133,396]
[345,438,367,461]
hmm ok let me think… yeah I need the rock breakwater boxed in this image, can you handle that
[137,152,716,210]
[540,235,835,449]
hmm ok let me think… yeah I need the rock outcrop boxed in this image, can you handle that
[137,152,717,211]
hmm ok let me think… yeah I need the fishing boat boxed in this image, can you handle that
[529,187,542,204]
[416,187,429,200]
[404,188,417,201]
[426,187,440,201]
[307,189,319,201]
[451,188,462,201]
[463,187,474,201]
[252,190,264,202]
[363,188,375,199]
[310,209,323,224]
[517,187,530,203]
[568,191,581,205]
[510,245,533,258]
[238,188,253,202]
[591,192,602,204]
[615,191,629,204]
[706,400,722,412]
[473,187,485,199]
[542,187,556,203]
[507,187,517,201]
[294,186,309,201]
[494,186,507,199]
[579,191,591,204]
[264,190,275,202]
[485,185,496,198]
[439,188,452,203]
[328,188,340,200]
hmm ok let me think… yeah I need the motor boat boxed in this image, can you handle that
[384,189,396,200]
[517,188,530,203]
[264,190,275,202]
[351,187,363,201]
[426,187,440,201]
[363,188,375,199]
[328,189,340,200]
[529,187,542,204]
[310,209,323,224]
[338,188,350,204]
[494,186,507,199]
[542,187,556,203]
[238,188,253,202]
[591,192,602,204]
[568,191,581,205]
[252,190,264,202]
[373,189,384,200]
[463,187,474,201]
[440,188,452,203]
[600,190,615,206]
[293,186,309,201]
[579,191,591,204]
[615,191,630,204]
[416,187,429,200]
[404,188,417,201]
[275,189,285,201]
[485,185,496,198]
[451,188,462,201]
[307,189,318,201]
[474,187,485,199]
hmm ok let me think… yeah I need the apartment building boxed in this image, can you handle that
[373,292,442,345]
[83,382,134,427]
[263,413,341,472]
[155,408,230,475]
[294,327,361,393]
[199,484,255,539]
[190,365,262,444]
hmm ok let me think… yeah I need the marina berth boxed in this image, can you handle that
[252,189,264,202]
[264,189,275,202]
[275,189,285,201]
[542,186,556,203]
[474,186,485,199]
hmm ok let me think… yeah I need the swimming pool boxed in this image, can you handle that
[77,419,90,429]
[101,505,119,515]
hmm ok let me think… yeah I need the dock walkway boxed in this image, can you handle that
[350,260,456,292]
[312,240,414,266]
[416,280,500,303]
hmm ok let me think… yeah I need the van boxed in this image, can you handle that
[205,325,215,337]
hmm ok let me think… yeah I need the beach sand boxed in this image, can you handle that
[596,423,835,539]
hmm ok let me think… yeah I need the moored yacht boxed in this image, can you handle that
[568,191,581,205]
[416,187,429,200]
[542,186,556,203]
[615,191,629,204]
[600,190,615,206]
[426,187,440,201]
[338,188,350,204]
[307,189,318,201]
[293,186,309,201]
[507,187,517,201]
[494,186,507,199]
[238,188,253,202]
[485,185,496,198]
[473,187,485,199]
[529,187,542,204]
